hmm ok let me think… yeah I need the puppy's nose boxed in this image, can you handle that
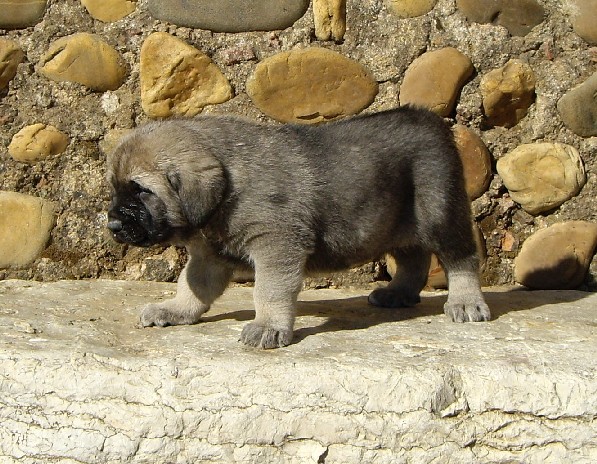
[107,219,123,232]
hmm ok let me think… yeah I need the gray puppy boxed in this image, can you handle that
[107,107,490,348]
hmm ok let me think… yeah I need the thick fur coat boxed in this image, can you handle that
[107,107,490,348]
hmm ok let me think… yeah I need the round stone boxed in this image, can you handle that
[480,59,535,128]
[140,32,233,118]
[39,33,127,92]
[386,0,438,18]
[0,38,24,90]
[399,47,474,117]
[496,143,586,215]
[569,0,597,45]
[514,221,597,289]
[0,0,47,29]
[557,71,597,137]
[147,0,309,32]
[8,124,69,164]
[81,0,137,22]
[456,0,545,36]
[0,191,55,268]
[246,48,378,124]
[453,125,492,200]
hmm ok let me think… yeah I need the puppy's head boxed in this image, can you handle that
[106,122,226,247]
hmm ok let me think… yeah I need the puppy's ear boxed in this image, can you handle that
[166,155,226,228]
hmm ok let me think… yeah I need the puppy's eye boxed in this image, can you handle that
[130,181,153,196]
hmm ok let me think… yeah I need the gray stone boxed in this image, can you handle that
[1,280,596,463]
[569,0,597,45]
[147,0,310,32]
[0,0,47,29]
[557,71,597,137]
[456,0,545,36]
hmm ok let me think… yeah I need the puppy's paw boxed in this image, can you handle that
[444,298,491,323]
[368,288,421,308]
[240,322,293,349]
[140,303,201,327]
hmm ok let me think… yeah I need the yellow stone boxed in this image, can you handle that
[399,47,473,117]
[496,143,586,215]
[8,124,70,164]
[0,191,55,268]
[81,0,137,22]
[0,38,24,90]
[140,32,233,118]
[39,33,127,91]
[246,48,378,124]
[480,59,535,128]
[313,0,346,41]
[387,0,438,18]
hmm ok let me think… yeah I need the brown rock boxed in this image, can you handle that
[0,191,55,268]
[39,33,127,92]
[140,32,233,118]
[313,0,346,42]
[480,59,535,128]
[569,0,597,45]
[0,0,47,29]
[0,38,24,90]
[514,221,597,289]
[456,0,545,36]
[399,48,473,117]
[386,0,438,18]
[81,0,137,22]
[8,124,69,164]
[453,125,492,200]
[496,143,586,215]
[557,71,597,137]
[246,48,378,124]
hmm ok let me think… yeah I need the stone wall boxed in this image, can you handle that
[0,0,596,289]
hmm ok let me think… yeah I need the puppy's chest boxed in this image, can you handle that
[201,228,251,265]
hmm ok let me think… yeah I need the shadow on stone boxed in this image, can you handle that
[206,286,592,345]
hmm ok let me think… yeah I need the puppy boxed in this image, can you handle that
[107,107,490,348]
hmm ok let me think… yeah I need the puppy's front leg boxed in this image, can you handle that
[240,252,305,349]
[141,241,232,327]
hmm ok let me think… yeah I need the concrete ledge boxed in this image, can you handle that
[1,280,596,463]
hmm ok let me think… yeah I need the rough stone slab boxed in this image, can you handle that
[1,280,596,463]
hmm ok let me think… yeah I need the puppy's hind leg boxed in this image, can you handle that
[369,246,431,308]
[140,241,233,327]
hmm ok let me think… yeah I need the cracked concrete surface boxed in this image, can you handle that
[0,280,596,463]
